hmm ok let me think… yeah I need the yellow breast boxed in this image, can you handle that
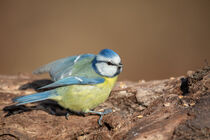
[53,76,118,112]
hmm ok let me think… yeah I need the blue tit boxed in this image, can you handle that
[12,49,123,125]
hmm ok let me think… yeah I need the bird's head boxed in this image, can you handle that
[93,49,123,77]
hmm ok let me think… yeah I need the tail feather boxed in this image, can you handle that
[13,90,58,106]
[32,64,51,74]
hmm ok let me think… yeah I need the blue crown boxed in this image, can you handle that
[99,49,118,58]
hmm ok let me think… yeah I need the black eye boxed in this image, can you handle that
[107,62,113,65]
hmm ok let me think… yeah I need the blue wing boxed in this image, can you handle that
[33,54,95,81]
[12,90,58,106]
[39,76,105,90]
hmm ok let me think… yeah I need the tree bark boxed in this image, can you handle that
[0,66,209,140]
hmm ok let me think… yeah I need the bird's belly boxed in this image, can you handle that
[55,83,112,112]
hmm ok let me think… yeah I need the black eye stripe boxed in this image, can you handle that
[96,60,118,66]
[107,61,114,65]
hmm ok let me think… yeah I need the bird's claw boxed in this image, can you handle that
[103,108,112,114]
[65,112,70,120]
[88,109,112,126]
[65,109,113,125]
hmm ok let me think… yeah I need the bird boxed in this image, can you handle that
[12,49,123,125]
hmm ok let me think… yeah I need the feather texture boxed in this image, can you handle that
[12,90,58,105]
[39,76,105,90]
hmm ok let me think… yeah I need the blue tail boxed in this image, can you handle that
[12,90,58,106]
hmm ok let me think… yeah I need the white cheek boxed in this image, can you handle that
[112,56,121,64]
[96,55,121,64]
[96,63,118,77]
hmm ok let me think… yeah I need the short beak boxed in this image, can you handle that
[117,63,123,67]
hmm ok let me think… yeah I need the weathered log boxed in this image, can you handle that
[0,66,209,140]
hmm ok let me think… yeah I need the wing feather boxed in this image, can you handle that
[39,76,105,90]
[33,54,95,81]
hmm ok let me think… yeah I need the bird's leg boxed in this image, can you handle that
[47,107,56,115]
[65,110,86,120]
[65,112,70,120]
[88,108,112,126]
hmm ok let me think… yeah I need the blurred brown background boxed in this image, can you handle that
[0,0,209,81]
